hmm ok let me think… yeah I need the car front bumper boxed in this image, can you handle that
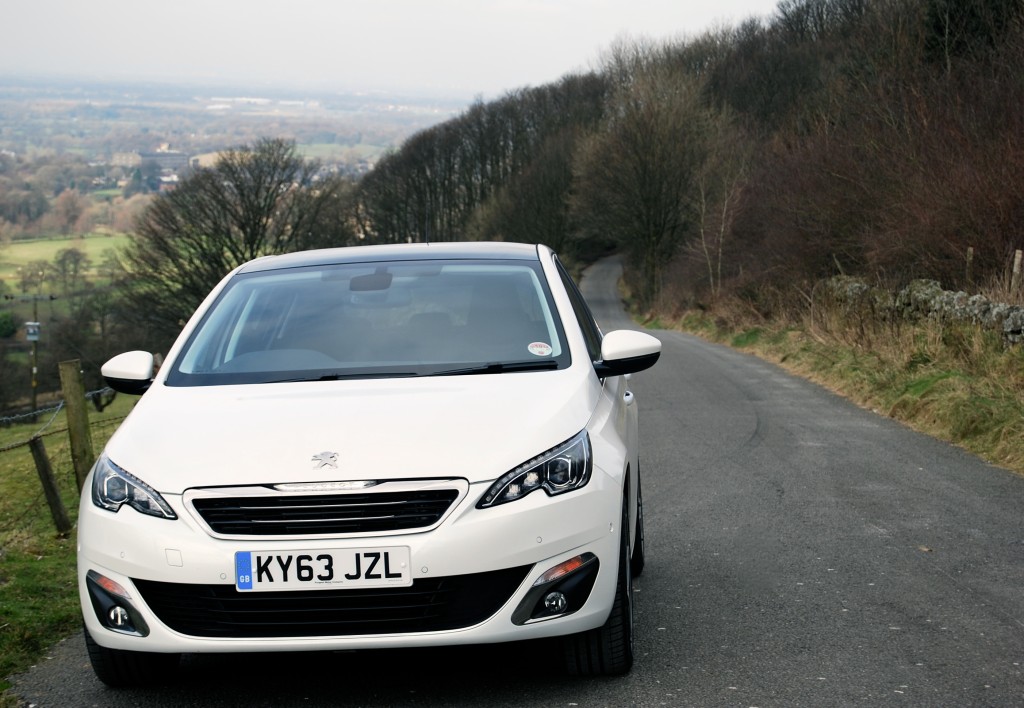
[79,468,623,654]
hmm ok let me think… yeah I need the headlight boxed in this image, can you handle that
[478,431,592,508]
[91,455,177,519]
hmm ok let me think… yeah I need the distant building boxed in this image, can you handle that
[158,174,179,192]
[138,150,189,171]
[112,152,142,168]
[112,147,190,171]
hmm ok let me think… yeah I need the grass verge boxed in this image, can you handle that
[0,394,136,692]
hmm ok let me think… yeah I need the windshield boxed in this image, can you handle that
[166,258,570,386]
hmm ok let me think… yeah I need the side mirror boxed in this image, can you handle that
[593,330,661,378]
[102,351,155,395]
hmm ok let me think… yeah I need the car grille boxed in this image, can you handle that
[133,566,531,638]
[189,486,462,537]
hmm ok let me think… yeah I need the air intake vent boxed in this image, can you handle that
[133,566,531,638]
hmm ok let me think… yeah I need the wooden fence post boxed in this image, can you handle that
[28,436,72,536]
[59,359,94,491]
[1012,249,1023,293]
[965,246,974,287]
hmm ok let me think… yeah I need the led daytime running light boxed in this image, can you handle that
[91,456,177,519]
[477,431,592,508]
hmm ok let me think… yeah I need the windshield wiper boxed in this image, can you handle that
[431,360,559,377]
[268,371,419,383]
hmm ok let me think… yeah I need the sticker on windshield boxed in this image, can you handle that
[528,342,553,357]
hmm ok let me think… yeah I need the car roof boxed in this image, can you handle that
[238,242,543,273]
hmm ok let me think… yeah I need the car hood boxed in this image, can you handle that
[103,368,598,495]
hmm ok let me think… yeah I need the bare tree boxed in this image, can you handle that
[573,43,713,309]
[51,246,91,299]
[466,129,578,255]
[119,138,357,347]
[52,189,85,234]
[18,259,49,294]
[356,74,607,250]
[693,112,752,303]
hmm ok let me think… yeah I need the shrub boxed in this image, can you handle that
[0,311,17,339]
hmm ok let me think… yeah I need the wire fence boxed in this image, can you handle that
[0,403,66,430]
[0,387,115,431]
[0,388,127,545]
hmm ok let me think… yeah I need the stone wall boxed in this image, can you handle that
[819,276,1024,345]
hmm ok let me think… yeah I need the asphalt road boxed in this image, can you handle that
[11,257,1024,707]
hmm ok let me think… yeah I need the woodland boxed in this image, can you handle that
[356,0,1024,316]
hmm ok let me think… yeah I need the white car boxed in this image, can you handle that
[80,242,660,686]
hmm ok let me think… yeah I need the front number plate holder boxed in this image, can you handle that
[234,547,412,592]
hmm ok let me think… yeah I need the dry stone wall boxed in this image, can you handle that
[820,276,1024,345]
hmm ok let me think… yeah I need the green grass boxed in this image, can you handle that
[0,233,131,295]
[730,327,763,348]
[296,142,386,162]
[900,371,960,398]
[0,394,136,690]
[0,537,79,694]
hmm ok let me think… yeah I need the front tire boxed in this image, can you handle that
[84,627,180,687]
[562,495,634,676]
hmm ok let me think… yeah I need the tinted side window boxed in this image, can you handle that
[555,258,603,362]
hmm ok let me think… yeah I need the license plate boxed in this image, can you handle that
[234,547,412,592]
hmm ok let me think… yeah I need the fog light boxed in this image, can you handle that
[544,592,568,613]
[86,570,150,637]
[511,553,600,625]
[109,606,130,627]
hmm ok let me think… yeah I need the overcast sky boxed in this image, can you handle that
[3,0,782,98]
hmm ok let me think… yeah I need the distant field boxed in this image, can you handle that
[0,233,130,289]
[297,142,387,161]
